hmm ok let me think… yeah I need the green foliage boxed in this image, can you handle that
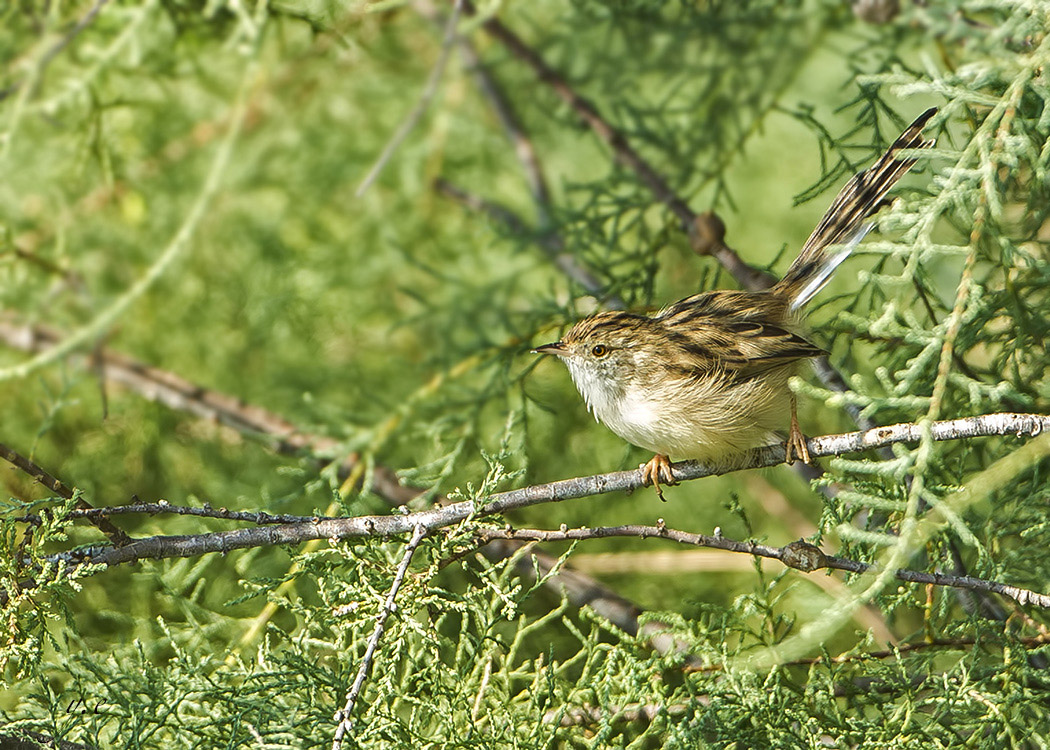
[2,0,1050,747]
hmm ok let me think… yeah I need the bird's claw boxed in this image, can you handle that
[641,454,676,501]
[786,406,811,464]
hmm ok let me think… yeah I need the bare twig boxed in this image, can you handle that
[433,178,534,236]
[477,525,1050,609]
[331,525,427,749]
[355,0,464,197]
[0,441,129,546]
[0,318,418,504]
[433,178,614,303]
[0,0,111,101]
[460,0,776,292]
[419,0,621,304]
[449,26,553,226]
[63,501,321,525]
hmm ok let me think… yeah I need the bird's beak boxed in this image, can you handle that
[533,342,566,356]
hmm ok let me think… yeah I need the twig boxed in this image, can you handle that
[460,0,776,292]
[433,178,614,302]
[0,441,129,546]
[64,501,322,525]
[417,0,621,304]
[449,25,553,226]
[354,0,463,197]
[0,0,111,101]
[433,178,534,235]
[0,318,418,504]
[58,413,1049,569]
[331,525,427,749]
[476,525,1050,609]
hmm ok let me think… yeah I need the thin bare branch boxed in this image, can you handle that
[64,501,320,525]
[355,0,464,197]
[433,178,614,302]
[460,0,776,292]
[0,0,111,101]
[450,25,553,227]
[331,525,427,749]
[0,441,129,546]
[477,525,1050,610]
[418,0,622,304]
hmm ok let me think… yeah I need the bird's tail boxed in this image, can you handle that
[774,107,937,310]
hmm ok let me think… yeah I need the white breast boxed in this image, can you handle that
[566,357,787,461]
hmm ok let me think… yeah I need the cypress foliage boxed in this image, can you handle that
[2,1,1050,747]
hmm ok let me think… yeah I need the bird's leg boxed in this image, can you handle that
[641,454,676,501]
[785,394,811,464]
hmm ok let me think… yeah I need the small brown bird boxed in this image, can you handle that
[536,108,936,498]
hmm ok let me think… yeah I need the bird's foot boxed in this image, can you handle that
[785,404,811,464]
[641,454,676,502]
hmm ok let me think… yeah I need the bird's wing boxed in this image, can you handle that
[703,320,825,382]
[657,292,825,381]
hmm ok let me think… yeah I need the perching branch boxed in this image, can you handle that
[331,525,427,750]
[53,414,1050,610]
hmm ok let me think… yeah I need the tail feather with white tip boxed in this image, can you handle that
[775,107,937,310]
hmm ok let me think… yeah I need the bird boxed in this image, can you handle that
[535,108,937,499]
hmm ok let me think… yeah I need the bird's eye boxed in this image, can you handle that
[591,344,609,357]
